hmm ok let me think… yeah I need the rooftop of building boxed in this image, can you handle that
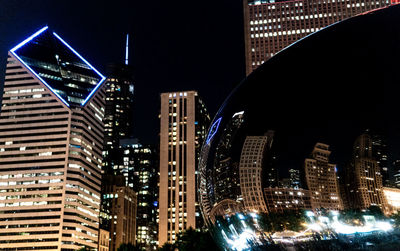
[10,26,106,107]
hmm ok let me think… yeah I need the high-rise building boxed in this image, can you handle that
[100,36,136,249]
[115,140,159,250]
[289,168,301,189]
[239,136,270,213]
[371,134,390,186]
[158,91,210,245]
[304,143,342,211]
[238,131,279,214]
[345,134,387,212]
[243,0,393,75]
[102,180,137,251]
[102,63,134,174]
[0,26,106,249]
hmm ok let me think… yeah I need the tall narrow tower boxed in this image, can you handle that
[100,34,136,250]
[102,35,135,175]
[158,91,210,245]
[0,26,106,250]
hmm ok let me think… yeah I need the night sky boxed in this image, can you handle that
[0,0,245,144]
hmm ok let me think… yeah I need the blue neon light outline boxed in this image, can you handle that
[52,32,106,106]
[10,26,70,107]
[206,117,222,145]
[10,26,49,53]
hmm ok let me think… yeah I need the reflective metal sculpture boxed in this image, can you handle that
[199,5,400,250]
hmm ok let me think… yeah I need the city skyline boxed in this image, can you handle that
[0,0,245,144]
[2,2,400,251]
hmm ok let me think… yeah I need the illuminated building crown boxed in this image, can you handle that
[10,26,106,107]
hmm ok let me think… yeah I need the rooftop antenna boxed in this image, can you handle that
[125,34,129,65]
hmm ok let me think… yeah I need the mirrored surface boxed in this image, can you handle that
[200,5,400,250]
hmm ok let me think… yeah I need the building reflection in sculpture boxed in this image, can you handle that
[199,5,400,250]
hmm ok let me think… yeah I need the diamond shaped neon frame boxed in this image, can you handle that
[206,117,222,145]
[10,26,106,107]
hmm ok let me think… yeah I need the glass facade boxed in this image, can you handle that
[11,26,105,106]
[200,5,400,250]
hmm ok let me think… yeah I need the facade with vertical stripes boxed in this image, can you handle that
[0,27,105,250]
[158,91,209,246]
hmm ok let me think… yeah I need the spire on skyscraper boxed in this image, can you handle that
[125,33,129,65]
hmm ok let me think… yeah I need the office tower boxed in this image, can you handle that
[107,138,140,189]
[239,135,269,213]
[158,91,210,245]
[264,187,312,213]
[0,26,105,249]
[100,36,135,248]
[102,180,137,251]
[289,168,301,189]
[345,134,387,211]
[304,143,342,210]
[243,0,393,75]
[371,134,390,186]
[102,63,134,174]
[116,140,159,250]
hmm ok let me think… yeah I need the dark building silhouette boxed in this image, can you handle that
[212,111,244,204]
[371,133,390,186]
[103,63,135,174]
[117,140,159,250]
[102,175,137,251]
[289,168,301,189]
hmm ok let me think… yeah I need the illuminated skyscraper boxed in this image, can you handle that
[304,143,342,210]
[102,177,137,251]
[239,136,269,213]
[115,140,159,250]
[158,91,210,245]
[243,0,393,75]
[100,36,135,247]
[102,63,134,174]
[345,134,388,211]
[0,26,105,249]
